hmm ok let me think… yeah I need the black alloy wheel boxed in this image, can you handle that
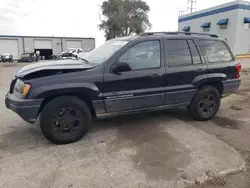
[40,96,91,144]
[198,92,217,117]
[52,107,82,134]
[188,85,221,120]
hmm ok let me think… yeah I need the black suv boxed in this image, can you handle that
[5,32,241,144]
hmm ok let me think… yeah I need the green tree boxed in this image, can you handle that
[99,0,151,40]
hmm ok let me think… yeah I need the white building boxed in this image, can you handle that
[0,35,95,59]
[178,0,250,54]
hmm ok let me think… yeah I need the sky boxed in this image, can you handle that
[0,0,238,46]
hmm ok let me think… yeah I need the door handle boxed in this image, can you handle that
[147,73,162,77]
[196,69,205,72]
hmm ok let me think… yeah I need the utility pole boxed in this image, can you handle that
[187,0,196,13]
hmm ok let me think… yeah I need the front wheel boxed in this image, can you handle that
[40,96,91,144]
[188,85,221,121]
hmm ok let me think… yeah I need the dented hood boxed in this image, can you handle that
[16,59,94,78]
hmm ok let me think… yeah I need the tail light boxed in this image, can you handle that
[236,64,242,78]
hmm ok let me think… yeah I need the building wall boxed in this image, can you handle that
[52,38,63,55]
[234,8,250,54]
[82,38,95,52]
[178,0,250,54]
[13,36,96,57]
[61,38,95,52]
[0,36,23,58]
[24,37,55,53]
[178,10,238,52]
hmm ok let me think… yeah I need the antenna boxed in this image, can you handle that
[187,0,196,13]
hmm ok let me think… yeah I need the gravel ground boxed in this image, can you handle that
[0,60,250,188]
[188,60,250,188]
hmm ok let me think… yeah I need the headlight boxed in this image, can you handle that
[14,79,31,96]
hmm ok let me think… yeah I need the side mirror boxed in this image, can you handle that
[112,62,132,74]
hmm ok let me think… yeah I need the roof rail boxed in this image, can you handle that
[140,32,218,38]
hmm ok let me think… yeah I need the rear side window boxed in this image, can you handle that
[199,40,233,63]
[187,40,202,64]
[165,40,192,67]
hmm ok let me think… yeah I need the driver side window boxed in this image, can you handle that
[119,40,160,70]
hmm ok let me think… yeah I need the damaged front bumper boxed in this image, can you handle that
[5,92,43,124]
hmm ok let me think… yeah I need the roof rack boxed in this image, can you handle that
[140,32,218,38]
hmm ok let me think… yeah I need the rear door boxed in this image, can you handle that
[164,38,207,105]
[198,39,235,79]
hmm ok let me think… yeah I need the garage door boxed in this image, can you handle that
[66,40,82,49]
[34,40,52,49]
[0,39,19,58]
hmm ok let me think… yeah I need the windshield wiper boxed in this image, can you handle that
[80,57,90,64]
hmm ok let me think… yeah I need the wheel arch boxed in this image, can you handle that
[192,73,226,96]
[37,92,96,119]
[201,81,224,96]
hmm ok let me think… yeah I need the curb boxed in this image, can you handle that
[236,54,250,59]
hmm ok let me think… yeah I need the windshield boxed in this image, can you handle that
[82,39,128,64]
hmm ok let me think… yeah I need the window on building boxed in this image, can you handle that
[217,18,228,29]
[220,25,227,29]
[244,17,250,29]
[165,39,192,67]
[203,27,210,32]
[187,40,202,64]
[199,40,233,63]
[119,40,161,70]
[201,22,211,32]
[244,23,250,29]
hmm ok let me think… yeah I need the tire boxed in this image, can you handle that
[188,85,221,121]
[40,96,91,144]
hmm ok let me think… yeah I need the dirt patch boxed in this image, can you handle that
[237,88,250,96]
[103,113,191,181]
[0,124,50,158]
[212,116,244,129]
[230,105,243,111]
[165,108,192,122]
[207,176,226,187]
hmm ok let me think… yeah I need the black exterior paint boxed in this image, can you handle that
[5,33,241,122]
[102,36,166,112]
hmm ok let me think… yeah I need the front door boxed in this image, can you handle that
[164,38,208,105]
[103,39,165,113]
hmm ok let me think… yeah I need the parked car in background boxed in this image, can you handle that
[77,52,89,59]
[61,48,83,59]
[18,53,39,62]
[5,32,241,144]
[2,53,13,62]
[52,54,61,60]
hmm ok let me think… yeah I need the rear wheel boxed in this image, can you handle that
[188,85,221,121]
[40,96,91,144]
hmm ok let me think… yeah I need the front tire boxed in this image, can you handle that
[40,96,91,144]
[188,85,221,121]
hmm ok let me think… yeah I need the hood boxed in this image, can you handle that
[16,59,94,78]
